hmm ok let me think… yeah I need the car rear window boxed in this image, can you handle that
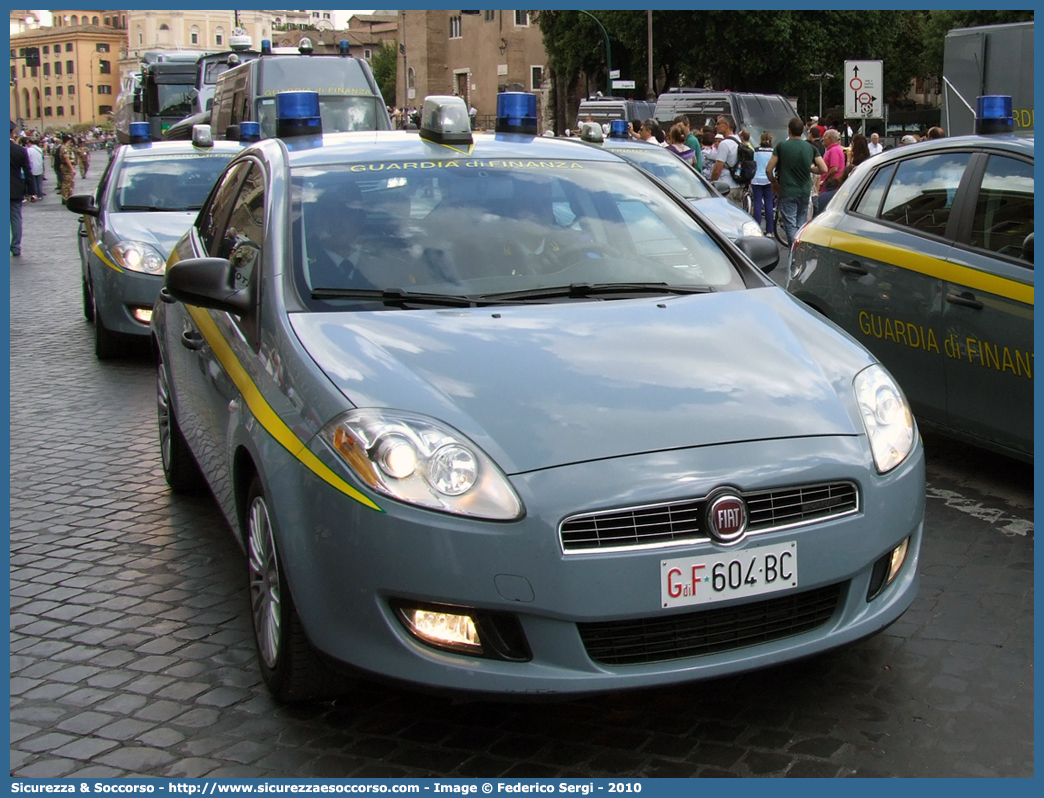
[290,159,746,308]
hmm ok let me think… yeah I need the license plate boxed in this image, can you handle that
[661,541,798,608]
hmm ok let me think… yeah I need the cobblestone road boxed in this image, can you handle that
[9,167,1034,778]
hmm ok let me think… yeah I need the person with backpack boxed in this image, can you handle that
[710,115,755,207]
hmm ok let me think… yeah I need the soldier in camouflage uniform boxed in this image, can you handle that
[59,134,77,203]
[76,137,90,178]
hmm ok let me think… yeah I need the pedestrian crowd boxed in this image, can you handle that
[10,122,117,257]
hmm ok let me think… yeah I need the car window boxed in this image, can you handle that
[196,161,249,255]
[221,165,264,291]
[968,155,1033,262]
[878,152,972,238]
[291,160,746,309]
[852,164,894,217]
[113,152,234,212]
[608,147,713,201]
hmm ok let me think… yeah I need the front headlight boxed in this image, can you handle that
[320,409,523,520]
[740,220,763,237]
[111,241,166,274]
[854,365,915,473]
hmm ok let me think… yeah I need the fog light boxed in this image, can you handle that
[399,605,482,654]
[131,307,153,324]
[867,536,911,601]
[888,537,909,584]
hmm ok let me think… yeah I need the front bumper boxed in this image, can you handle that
[263,432,924,696]
[91,259,164,337]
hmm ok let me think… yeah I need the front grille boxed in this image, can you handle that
[746,482,859,531]
[578,582,844,666]
[559,481,858,553]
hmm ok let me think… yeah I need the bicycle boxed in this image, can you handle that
[773,196,815,247]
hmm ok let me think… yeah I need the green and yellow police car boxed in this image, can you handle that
[787,103,1032,462]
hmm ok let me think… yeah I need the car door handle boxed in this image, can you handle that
[838,261,868,277]
[946,292,983,310]
[181,330,206,351]
[158,286,176,304]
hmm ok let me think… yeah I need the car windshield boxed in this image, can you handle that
[256,96,381,138]
[605,146,714,200]
[114,153,235,211]
[291,158,745,309]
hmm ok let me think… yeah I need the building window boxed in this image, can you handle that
[56,86,63,96]
[515,11,530,27]
[66,60,74,74]
[30,67,37,78]
[81,16,87,25]
[364,49,372,59]
[96,43,109,52]
[44,86,51,97]
[92,16,99,25]
[449,15,462,39]
[191,33,199,44]
[99,104,112,115]
[70,105,74,114]
[42,45,49,55]
[104,16,110,26]
[57,106,64,116]
[98,60,111,75]
[44,106,52,116]
[407,66,415,90]
[10,66,15,80]
[485,11,495,22]
[43,63,50,76]
[323,13,330,19]
[68,85,75,95]
[98,85,112,95]
[531,66,543,91]
[55,61,62,76]
[215,27,225,46]
[66,43,73,51]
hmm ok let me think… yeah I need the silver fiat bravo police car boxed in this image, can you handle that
[155,92,925,701]
[67,123,243,359]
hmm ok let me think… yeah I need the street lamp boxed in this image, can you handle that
[809,72,834,120]
[85,83,94,125]
[577,10,612,97]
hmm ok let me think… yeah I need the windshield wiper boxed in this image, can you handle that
[310,287,494,308]
[479,282,716,302]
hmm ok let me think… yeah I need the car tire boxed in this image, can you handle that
[156,353,204,494]
[82,276,94,322]
[245,475,347,702]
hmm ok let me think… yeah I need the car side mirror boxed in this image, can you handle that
[712,180,731,196]
[1022,232,1033,264]
[66,194,99,217]
[735,236,780,273]
[165,257,253,315]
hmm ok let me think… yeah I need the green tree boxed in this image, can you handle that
[371,41,398,108]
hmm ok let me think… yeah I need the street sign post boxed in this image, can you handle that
[844,60,883,119]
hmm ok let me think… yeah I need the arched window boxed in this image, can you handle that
[158,23,171,45]
[81,16,88,25]
[407,67,415,90]
[215,26,225,47]
[93,17,99,26]
[190,25,200,46]
[70,16,78,26]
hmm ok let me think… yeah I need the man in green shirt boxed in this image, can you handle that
[674,114,703,174]
[766,117,828,246]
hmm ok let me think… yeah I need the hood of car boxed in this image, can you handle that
[107,211,197,260]
[291,288,872,475]
[690,196,759,239]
